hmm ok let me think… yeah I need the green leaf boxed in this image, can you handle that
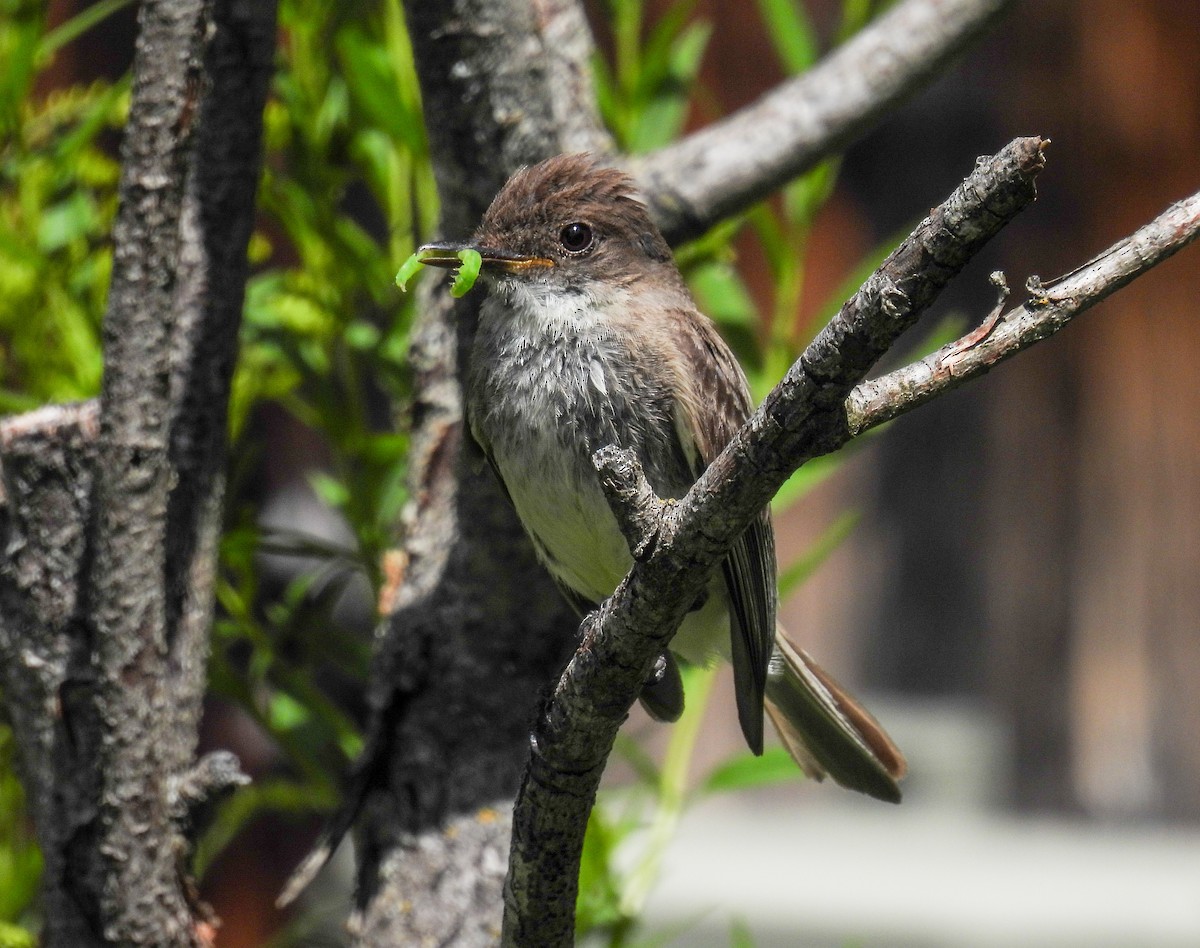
[308,471,350,509]
[620,664,717,918]
[777,509,859,597]
[700,746,803,795]
[336,26,424,150]
[628,21,711,152]
[344,319,381,350]
[0,921,36,948]
[770,452,843,513]
[611,0,645,101]
[782,158,838,229]
[754,0,818,74]
[36,191,97,251]
[730,918,758,948]
[638,0,702,97]
[0,727,41,924]
[268,690,311,732]
[576,805,631,934]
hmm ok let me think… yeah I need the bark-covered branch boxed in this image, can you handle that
[50,1,213,938]
[0,1,275,944]
[634,0,1016,244]
[0,403,98,944]
[503,138,1048,947]
[846,189,1200,434]
[505,133,1200,944]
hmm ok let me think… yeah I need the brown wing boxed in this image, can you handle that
[670,310,777,755]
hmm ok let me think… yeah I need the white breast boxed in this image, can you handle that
[472,289,637,602]
[468,282,731,660]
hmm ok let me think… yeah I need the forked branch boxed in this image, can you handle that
[847,190,1200,433]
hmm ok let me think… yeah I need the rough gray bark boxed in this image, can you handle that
[0,403,100,945]
[163,0,280,777]
[0,0,276,944]
[53,0,212,937]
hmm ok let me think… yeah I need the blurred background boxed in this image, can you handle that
[2,0,1199,945]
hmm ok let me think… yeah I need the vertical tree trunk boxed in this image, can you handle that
[0,1,276,943]
[351,2,611,943]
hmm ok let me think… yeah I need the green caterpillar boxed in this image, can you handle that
[394,248,483,298]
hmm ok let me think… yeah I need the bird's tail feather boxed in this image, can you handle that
[764,630,906,804]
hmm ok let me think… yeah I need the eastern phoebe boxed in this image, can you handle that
[421,154,905,802]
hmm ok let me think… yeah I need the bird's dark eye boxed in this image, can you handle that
[559,221,594,254]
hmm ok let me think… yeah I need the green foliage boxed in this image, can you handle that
[0,0,124,410]
[236,0,435,575]
[0,726,39,941]
[577,664,719,943]
[200,0,438,877]
[594,0,711,154]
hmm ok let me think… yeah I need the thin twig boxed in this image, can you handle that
[846,189,1200,434]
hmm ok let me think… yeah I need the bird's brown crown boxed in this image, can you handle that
[473,154,675,277]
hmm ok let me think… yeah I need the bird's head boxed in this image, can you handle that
[419,154,680,300]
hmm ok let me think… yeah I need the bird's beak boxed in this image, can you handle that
[417,242,554,273]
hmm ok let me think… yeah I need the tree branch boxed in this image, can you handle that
[161,0,278,783]
[65,1,213,939]
[634,0,1015,244]
[502,137,1048,947]
[846,189,1200,434]
[0,403,99,945]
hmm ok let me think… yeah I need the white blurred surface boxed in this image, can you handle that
[643,803,1200,947]
[639,699,1200,947]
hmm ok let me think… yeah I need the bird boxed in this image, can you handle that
[420,153,906,803]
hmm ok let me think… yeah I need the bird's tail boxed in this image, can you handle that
[764,630,906,803]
